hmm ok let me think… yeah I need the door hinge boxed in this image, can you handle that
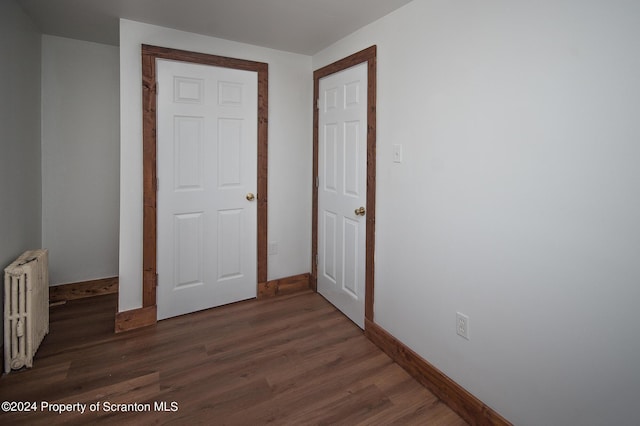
[315,176,319,188]
[316,98,320,110]
[315,254,318,265]
[155,273,159,288]
[156,178,159,191]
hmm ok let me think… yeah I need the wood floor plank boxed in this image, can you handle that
[0,291,466,425]
[233,352,392,425]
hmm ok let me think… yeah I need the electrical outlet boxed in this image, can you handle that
[456,312,469,340]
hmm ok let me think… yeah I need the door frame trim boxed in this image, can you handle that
[141,44,269,317]
[312,46,377,322]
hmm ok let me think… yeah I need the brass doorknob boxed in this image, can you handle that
[246,193,255,201]
[355,206,366,216]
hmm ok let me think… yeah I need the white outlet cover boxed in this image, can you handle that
[456,312,469,340]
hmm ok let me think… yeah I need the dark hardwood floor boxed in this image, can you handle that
[0,290,466,425]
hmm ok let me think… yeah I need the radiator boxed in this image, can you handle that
[3,249,49,374]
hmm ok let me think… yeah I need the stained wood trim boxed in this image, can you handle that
[115,306,157,333]
[365,319,512,426]
[49,277,119,303]
[312,46,377,320]
[139,45,269,327]
[258,273,311,298]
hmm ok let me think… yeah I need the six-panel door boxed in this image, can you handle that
[156,59,258,320]
[317,62,368,329]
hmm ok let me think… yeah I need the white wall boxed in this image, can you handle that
[41,35,120,286]
[0,0,42,349]
[119,20,312,311]
[314,1,640,425]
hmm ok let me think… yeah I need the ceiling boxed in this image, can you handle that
[16,0,414,55]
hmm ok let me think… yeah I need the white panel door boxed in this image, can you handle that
[157,59,257,320]
[318,62,367,329]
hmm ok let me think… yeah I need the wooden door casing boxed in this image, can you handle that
[312,46,377,323]
[140,45,268,325]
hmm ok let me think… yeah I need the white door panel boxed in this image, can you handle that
[318,62,367,329]
[157,59,257,320]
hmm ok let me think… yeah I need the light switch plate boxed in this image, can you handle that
[268,242,278,255]
[393,144,403,163]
